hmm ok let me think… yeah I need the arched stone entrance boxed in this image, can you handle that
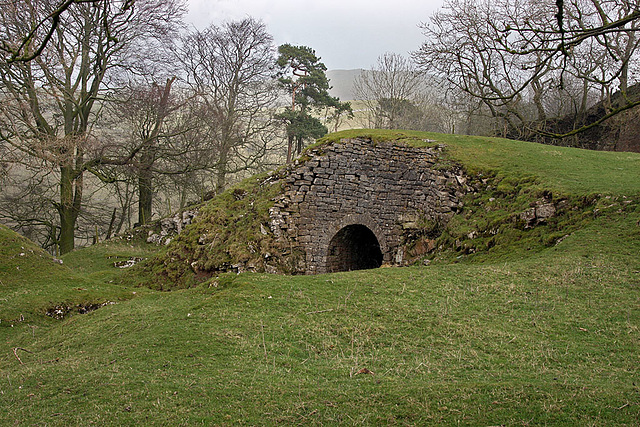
[326,224,383,273]
[267,137,466,274]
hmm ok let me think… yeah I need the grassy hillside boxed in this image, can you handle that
[0,225,155,325]
[1,130,639,425]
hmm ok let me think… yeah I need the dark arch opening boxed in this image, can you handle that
[327,224,383,273]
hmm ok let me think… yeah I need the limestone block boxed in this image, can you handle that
[535,203,556,220]
[520,208,536,225]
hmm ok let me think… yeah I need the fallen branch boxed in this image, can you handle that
[12,347,32,365]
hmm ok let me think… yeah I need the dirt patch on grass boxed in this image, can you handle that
[45,301,116,319]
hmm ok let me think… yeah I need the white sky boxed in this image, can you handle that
[185,0,445,70]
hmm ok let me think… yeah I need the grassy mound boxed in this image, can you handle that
[135,171,304,290]
[321,130,640,194]
[137,130,640,289]
[0,224,155,325]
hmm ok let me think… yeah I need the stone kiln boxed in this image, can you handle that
[268,137,468,274]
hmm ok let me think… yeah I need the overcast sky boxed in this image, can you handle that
[185,0,445,70]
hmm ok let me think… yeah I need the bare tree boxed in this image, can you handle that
[105,78,238,225]
[107,77,187,225]
[0,163,61,251]
[415,0,555,137]
[0,0,185,253]
[179,18,281,193]
[353,52,447,131]
[0,0,102,63]
[415,0,640,139]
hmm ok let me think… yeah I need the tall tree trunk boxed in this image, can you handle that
[532,81,546,123]
[138,151,153,225]
[58,165,81,254]
[296,136,304,156]
[286,134,294,163]
[135,77,176,225]
[215,146,229,194]
[616,29,634,108]
[105,208,117,240]
[577,79,589,126]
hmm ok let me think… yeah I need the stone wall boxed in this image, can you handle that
[269,138,469,274]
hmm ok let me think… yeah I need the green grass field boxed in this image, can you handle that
[1,130,639,425]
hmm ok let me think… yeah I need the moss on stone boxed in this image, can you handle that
[138,171,304,290]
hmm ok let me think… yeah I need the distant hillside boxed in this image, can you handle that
[327,69,363,100]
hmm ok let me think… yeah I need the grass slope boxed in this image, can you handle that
[137,172,296,290]
[0,224,153,325]
[1,213,638,425]
[1,130,639,425]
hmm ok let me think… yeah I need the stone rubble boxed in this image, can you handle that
[147,209,198,245]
